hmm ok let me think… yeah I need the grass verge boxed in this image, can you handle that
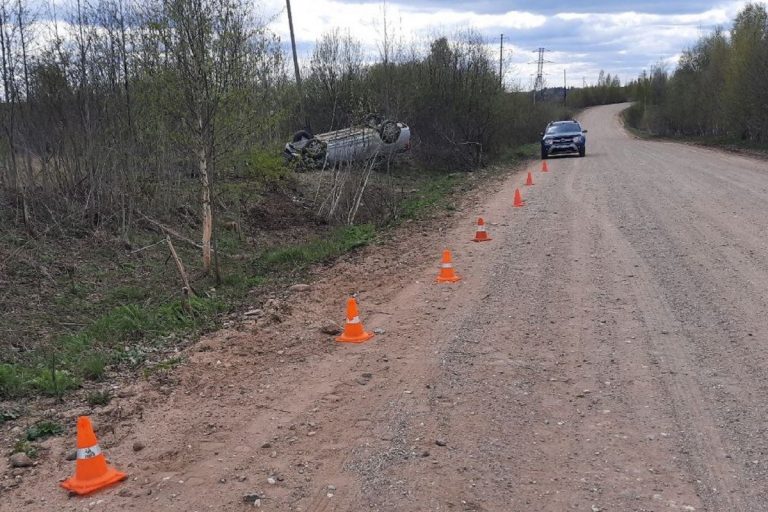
[1,147,536,403]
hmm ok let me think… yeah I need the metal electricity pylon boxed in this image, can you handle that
[532,48,552,92]
[530,48,552,103]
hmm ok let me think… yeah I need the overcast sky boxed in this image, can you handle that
[261,0,753,88]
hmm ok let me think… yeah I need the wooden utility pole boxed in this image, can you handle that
[286,0,309,132]
[499,34,504,88]
[564,69,567,106]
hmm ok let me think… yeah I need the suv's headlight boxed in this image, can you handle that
[572,136,583,143]
[543,138,552,146]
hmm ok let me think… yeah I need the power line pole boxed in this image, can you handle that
[533,48,546,91]
[563,68,567,106]
[530,48,551,104]
[286,0,309,132]
[499,34,504,88]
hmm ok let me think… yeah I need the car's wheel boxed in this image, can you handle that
[302,138,327,159]
[541,149,548,160]
[292,130,312,143]
[379,120,401,144]
[579,148,585,157]
[363,113,383,130]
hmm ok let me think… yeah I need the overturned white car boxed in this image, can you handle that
[284,114,411,169]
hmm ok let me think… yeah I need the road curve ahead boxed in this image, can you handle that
[426,103,768,511]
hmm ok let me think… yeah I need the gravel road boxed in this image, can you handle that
[6,103,768,511]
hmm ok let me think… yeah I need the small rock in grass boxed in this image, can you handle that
[289,284,312,292]
[132,442,145,452]
[435,439,447,447]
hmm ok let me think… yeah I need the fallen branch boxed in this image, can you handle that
[136,210,203,250]
[136,210,233,259]
[166,236,196,297]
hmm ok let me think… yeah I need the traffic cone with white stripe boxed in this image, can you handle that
[60,416,126,495]
[472,217,492,242]
[436,250,461,283]
[336,298,374,343]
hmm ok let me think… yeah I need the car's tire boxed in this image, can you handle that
[363,113,383,130]
[379,120,401,144]
[302,138,327,159]
[292,130,312,143]
[541,150,548,160]
[579,148,586,157]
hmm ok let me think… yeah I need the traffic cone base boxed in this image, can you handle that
[513,188,525,208]
[472,217,492,242]
[60,416,126,496]
[61,467,127,496]
[541,161,549,172]
[336,298,374,344]
[525,172,534,186]
[437,250,461,283]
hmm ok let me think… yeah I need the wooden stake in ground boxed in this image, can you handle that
[166,236,194,297]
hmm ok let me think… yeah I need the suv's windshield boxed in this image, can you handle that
[546,123,581,134]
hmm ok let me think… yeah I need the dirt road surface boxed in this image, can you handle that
[6,103,768,511]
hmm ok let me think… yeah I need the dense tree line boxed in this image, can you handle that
[567,70,629,108]
[625,3,768,143]
[0,0,288,272]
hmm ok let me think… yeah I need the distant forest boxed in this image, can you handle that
[624,2,768,146]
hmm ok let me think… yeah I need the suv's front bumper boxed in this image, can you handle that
[542,141,584,156]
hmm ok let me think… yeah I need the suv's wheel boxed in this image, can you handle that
[379,120,401,144]
[579,148,585,157]
[541,149,548,160]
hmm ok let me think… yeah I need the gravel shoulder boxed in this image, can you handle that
[5,103,768,511]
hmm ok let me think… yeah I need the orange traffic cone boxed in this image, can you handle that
[472,217,492,242]
[513,188,525,208]
[541,161,549,172]
[436,250,461,283]
[525,172,534,186]
[336,297,374,343]
[60,416,126,496]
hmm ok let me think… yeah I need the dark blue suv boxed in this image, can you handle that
[541,120,587,159]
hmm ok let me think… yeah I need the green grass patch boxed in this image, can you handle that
[13,440,38,458]
[398,173,461,220]
[259,224,375,271]
[0,364,25,399]
[0,295,224,400]
[108,285,150,303]
[496,142,539,165]
[31,369,80,397]
[26,420,64,441]
[80,354,107,381]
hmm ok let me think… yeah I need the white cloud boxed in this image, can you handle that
[265,0,545,45]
